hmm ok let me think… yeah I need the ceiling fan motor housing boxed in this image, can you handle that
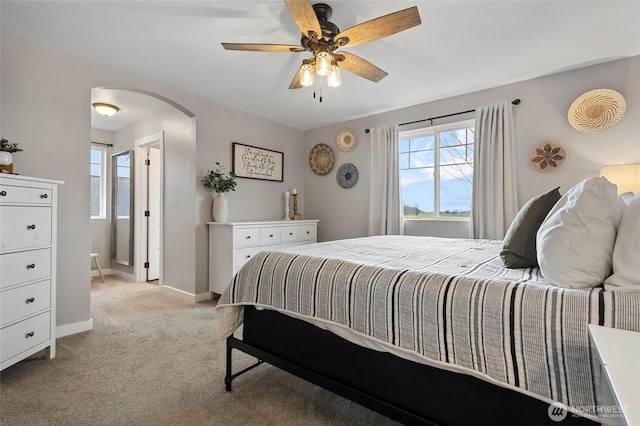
[301,3,341,50]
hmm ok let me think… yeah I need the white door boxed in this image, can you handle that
[147,147,161,280]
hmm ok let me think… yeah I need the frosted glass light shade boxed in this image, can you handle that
[600,164,640,194]
[327,62,341,87]
[300,63,314,87]
[93,103,120,117]
[315,52,331,77]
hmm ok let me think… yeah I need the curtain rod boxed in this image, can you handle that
[91,141,114,147]
[364,98,521,133]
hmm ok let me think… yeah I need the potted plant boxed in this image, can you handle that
[0,138,22,173]
[202,162,237,222]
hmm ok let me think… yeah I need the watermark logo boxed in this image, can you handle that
[548,402,568,422]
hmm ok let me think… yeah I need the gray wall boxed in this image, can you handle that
[1,32,305,330]
[304,56,640,242]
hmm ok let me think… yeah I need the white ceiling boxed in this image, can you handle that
[3,1,640,131]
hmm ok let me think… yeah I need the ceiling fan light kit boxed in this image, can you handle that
[223,1,421,102]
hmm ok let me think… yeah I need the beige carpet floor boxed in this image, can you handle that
[0,277,398,426]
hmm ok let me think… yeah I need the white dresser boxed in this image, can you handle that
[0,174,62,371]
[207,220,319,294]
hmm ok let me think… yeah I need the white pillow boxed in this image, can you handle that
[536,177,625,289]
[605,192,640,291]
[620,191,634,205]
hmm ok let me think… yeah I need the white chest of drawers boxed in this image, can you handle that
[207,220,319,294]
[0,174,62,371]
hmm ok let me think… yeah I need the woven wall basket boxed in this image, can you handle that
[567,88,626,134]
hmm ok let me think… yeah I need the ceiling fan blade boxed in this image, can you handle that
[336,52,388,82]
[284,0,322,40]
[222,43,305,52]
[289,68,303,89]
[334,6,421,48]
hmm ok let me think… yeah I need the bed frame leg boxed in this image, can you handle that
[225,337,233,392]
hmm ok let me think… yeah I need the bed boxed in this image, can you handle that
[216,235,640,425]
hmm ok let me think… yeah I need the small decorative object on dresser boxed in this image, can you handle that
[202,162,237,222]
[0,138,23,174]
[0,174,63,371]
[283,191,291,220]
[207,220,318,294]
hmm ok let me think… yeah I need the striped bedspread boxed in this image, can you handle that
[216,235,640,417]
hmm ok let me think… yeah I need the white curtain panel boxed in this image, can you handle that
[368,125,404,236]
[471,101,518,239]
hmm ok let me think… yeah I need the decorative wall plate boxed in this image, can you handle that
[567,88,626,134]
[530,142,567,172]
[336,163,358,189]
[309,143,334,176]
[336,128,357,152]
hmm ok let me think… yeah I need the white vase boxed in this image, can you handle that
[212,192,228,222]
[0,151,12,166]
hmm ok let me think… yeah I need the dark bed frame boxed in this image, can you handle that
[225,306,597,426]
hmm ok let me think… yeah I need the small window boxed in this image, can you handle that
[399,119,474,220]
[90,146,106,219]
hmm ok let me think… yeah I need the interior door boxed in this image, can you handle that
[146,147,161,281]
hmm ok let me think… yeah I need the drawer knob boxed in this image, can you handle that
[25,297,35,304]
[269,234,274,238]
[245,236,251,239]
[26,263,36,269]
[25,331,35,338]
[40,193,48,199]
[289,232,293,236]
[245,255,251,259]
[0,190,6,196]
[307,231,310,234]
[27,224,36,230]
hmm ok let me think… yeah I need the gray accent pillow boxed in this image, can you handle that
[501,187,561,269]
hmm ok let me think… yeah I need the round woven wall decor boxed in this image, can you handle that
[309,143,334,176]
[529,142,567,172]
[567,88,626,134]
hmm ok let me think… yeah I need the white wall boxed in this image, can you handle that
[1,32,305,329]
[304,56,640,242]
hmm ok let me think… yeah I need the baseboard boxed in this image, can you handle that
[56,319,94,338]
[160,285,213,303]
[91,268,135,282]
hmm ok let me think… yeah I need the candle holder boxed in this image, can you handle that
[283,192,291,220]
[292,193,303,220]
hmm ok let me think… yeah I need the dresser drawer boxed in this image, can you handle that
[1,280,51,326]
[0,184,52,205]
[0,248,51,289]
[236,228,260,247]
[0,206,52,252]
[0,311,50,363]
[299,224,316,241]
[281,226,299,242]
[235,245,279,271]
[260,227,281,245]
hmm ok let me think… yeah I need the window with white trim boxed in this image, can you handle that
[90,146,106,219]
[399,119,474,219]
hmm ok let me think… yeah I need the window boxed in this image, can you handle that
[90,147,106,218]
[399,119,474,219]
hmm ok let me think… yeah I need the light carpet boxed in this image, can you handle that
[0,277,398,425]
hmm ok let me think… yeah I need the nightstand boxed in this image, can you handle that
[588,324,640,426]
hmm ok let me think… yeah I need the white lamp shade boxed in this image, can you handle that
[600,164,640,194]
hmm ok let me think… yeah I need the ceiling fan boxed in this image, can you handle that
[222,0,421,100]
